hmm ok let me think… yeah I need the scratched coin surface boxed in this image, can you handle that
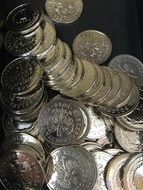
[106,153,130,190]
[46,146,97,190]
[0,149,45,190]
[38,98,89,145]
[108,54,143,89]
[6,3,43,34]
[1,57,42,95]
[123,153,143,190]
[114,121,143,153]
[73,30,112,64]
[45,0,83,24]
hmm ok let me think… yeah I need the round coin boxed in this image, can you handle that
[108,54,143,89]
[45,0,83,24]
[0,149,45,190]
[38,98,90,145]
[1,57,42,95]
[73,30,112,64]
[46,146,97,190]
[6,3,43,34]
[123,153,143,190]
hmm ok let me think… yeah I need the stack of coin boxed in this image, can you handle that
[0,56,46,122]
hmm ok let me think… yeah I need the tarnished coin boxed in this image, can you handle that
[2,133,45,160]
[6,3,43,34]
[91,151,113,190]
[117,97,143,131]
[5,26,42,56]
[123,153,143,190]
[45,0,83,24]
[114,121,143,153]
[73,30,112,64]
[106,153,130,190]
[34,16,56,59]
[0,149,45,190]
[38,98,90,145]
[97,84,140,117]
[108,54,143,89]
[1,57,42,95]
[46,146,97,190]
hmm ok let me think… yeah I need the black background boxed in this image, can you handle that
[0,0,143,189]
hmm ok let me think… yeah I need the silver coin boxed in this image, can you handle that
[46,146,97,190]
[45,0,83,24]
[97,84,140,117]
[6,3,43,34]
[114,121,143,153]
[38,98,90,145]
[73,30,112,64]
[104,148,124,156]
[91,151,113,190]
[108,54,143,89]
[1,57,42,95]
[2,133,45,160]
[81,142,102,152]
[106,153,130,190]
[103,116,115,132]
[5,26,42,56]
[0,149,45,190]
[123,153,143,190]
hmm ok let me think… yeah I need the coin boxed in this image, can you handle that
[38,98,90,145]
[97,84,140,117]
[91,151,113,190]
[73,30,112,64]
[108,54,143,89]
[106,153,130,190]
[103,116,115,132]
[114,121,143,153]
[81,142,102,152]
[46,146,97,190]
[117,97,143,131]
[45,0,83,24]
[5,26,42,56]
[1,57,42,95]
[6,3,43,34]
[0,149,45,190]
[104,148,124,156]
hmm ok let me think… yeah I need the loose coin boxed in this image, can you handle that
[104,148,123,156]
[46,146,97,190]
[45,0,83,24]
[114,121,143,153]
[1,57,42,95]
[73,30,112,64]
[123,153,143,190]
[108,54,143,89]
[106,153,130,190]
[81,142,102,152]
[6,3,43,34]
[38,98,90,145]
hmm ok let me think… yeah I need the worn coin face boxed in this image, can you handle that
[108,54,143,89]
[38,98,89,145]
[0,149,44,190]
[123,153,143,190]
[114,121,143,153]
[1,57,42,95]
[106,153,130,190]
[46,146,97,190]
[45,0,83,24]
[6,3,43,34]
[73,30,112,64]
[5,26,42,56]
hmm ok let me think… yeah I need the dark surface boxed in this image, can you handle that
[0,0,143,189]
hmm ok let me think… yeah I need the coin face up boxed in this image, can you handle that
[0,149,44,190]
[123,153,143,190]
[38,98,90,145]
[46,146,97,190]
[6,3,43,34]
[73,30,112,64]
[45,0,83,24]
[108,54,143,89]
[1,57,42,95]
